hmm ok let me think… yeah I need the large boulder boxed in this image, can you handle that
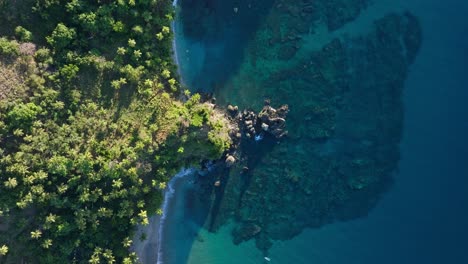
[225,155,236,167]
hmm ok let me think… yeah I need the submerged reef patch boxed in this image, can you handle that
[193,7,422,252]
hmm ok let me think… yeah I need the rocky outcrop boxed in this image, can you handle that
[258,102,289,138]
[237,101,289,140]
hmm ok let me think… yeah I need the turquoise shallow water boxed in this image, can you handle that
[165,0,468,263]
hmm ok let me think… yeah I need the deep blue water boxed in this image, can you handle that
[166,0,468,263]
[296,1,468,262]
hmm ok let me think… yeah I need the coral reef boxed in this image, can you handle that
[177,0,369,92]
[188,6,422,253]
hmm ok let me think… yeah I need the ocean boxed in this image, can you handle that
[162,0,468,263]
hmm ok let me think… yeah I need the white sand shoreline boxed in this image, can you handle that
[132,1,191,262]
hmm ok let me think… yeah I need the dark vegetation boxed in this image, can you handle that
[0,0,232,263]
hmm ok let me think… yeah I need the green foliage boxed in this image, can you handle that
[0,37,19,57]
[111,78,128,90]
[120,64,145,83]
[208,130,231,156]
[0,244,8,255]
[117,47,127,55]
[0,0,233,263]
[113,21,125,33]
[132,25,143,35]
[7,102,42,130]
[46,23,76,51]
[162,69,171,78]
[34,48,52,63]
[128,38,136,48]
[191,113,205,127]
[59,64,79,81]
[156,32,164,41]
[14,26,33,41]
[77,12,98,32]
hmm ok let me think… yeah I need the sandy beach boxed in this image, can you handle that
[132,169,196,264]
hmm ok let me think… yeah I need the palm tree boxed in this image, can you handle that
[0,245,8,255]
[31,229,42,239]
[41,239,53,249]
[4,177,18,188]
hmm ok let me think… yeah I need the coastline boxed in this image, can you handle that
[171,0,184,86]
[132,1,191,262]
[132,169,195,264]
[131,214,162,264]
[0,0,239,262]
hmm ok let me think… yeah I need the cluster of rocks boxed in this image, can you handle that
[221,100,288,170]
[227,100,289,141]
[241,109,258,139]
[257,101,289,138]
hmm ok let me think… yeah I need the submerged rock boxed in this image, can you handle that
[238,102,289,140]
[225,155,236,167]
[278,44,297,60]
[232,223,262,245]
[257,103,289,139]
